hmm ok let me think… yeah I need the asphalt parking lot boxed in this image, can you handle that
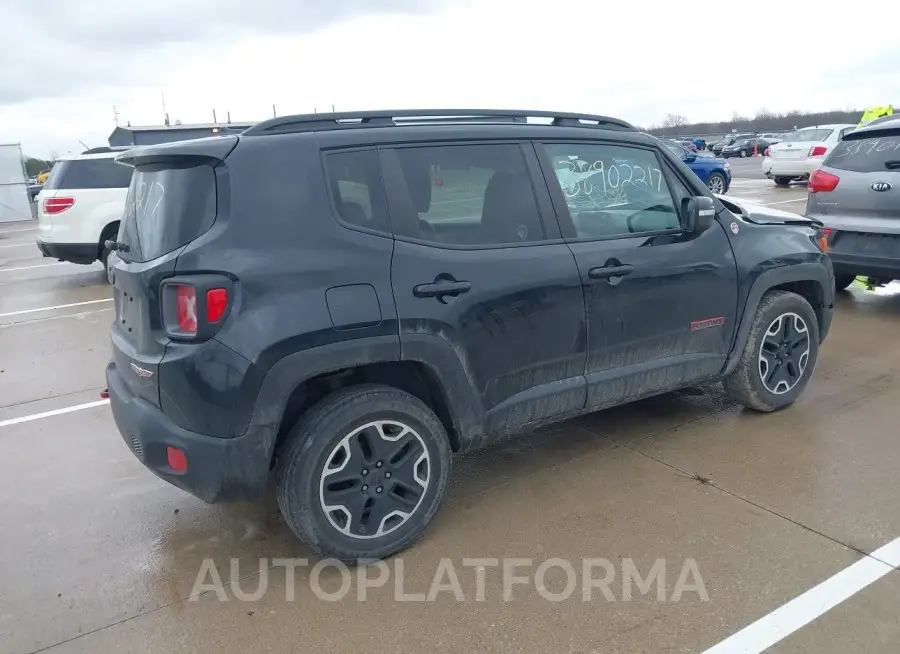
[3,171,900,653]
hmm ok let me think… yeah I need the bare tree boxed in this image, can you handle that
[661,113,689,129]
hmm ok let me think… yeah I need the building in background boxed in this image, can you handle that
[108,122,253,147]
[0,143,32,223]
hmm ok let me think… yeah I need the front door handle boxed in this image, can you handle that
[588,264,634,280]
[413,280,472,299]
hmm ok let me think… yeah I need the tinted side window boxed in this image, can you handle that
[55,158,133,189]
[390,144,544,246]
[825,130,900,173]
[324,150,389,233]
[542,143,681,238]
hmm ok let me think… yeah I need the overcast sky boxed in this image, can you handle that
[3,0,899,158]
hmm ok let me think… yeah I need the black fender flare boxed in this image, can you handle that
[722,262,834,376]
[239,333,484,454]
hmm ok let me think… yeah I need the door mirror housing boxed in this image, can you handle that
[683,153,697,163]
[681,196,716,233]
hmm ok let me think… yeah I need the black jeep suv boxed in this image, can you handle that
[106,109,834,561]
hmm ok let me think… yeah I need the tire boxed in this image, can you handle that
[276,384,452,562]
[707,172,727,194]
[101,246,111,283]
[774,177,792,187]
[740,149,747,158]
[723,290,820,412]
[834,274,857,291]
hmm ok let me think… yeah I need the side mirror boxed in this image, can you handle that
[681,196,716,233]
[684,153,697,163]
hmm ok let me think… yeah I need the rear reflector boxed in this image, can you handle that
[167,446,188,473]
[809,145,828,157]
[206,288,228,323]
[175,286,198,333]
[43,197,75,214]
[809,169,840,193]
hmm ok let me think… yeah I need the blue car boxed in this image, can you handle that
[661,140,731,194]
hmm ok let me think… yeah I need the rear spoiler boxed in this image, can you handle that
[115,135,239,168]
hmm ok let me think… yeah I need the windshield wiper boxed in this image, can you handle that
[884,160,900,170]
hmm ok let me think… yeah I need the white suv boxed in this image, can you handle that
[36,147,133,274]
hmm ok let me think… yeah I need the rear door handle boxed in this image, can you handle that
[413,280,472,298]
[588,265,634,280]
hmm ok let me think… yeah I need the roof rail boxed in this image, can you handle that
[242,109,634,136]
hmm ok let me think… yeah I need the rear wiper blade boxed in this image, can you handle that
[885,160,900,170]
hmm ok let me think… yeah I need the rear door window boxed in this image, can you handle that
[825,129,900,173]
[44,158,133,190]
[117,163,217,263]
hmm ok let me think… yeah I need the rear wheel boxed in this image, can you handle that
[740,149,748,158]
[707,172,727,194]
[723,291,820,412]
[276,384,452,561]
[834,274,857,291]
[774,177,792,187]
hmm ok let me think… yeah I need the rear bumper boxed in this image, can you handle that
[764,158,818,178]
[37,240,97,265]
[106,361,274,503]
[829,253,900,279]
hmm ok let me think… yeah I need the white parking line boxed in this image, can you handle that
[0,226,38,234]
[0,262,68,273]
[0,242,33,249]
[0,298,113,319]
[763,198,807,206]
[703,537,900,653]
[0,399,110,429]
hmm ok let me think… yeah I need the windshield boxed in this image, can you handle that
[117,162,217,263]
[784,128,834,143]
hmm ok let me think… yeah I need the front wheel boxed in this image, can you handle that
[774,177,792,187]
[707,172,727,194]
[723,291,820,412]
[740,149,748,158]
[276,384,452,561]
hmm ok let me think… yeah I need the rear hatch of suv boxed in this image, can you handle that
[807,124,900,240]
[109,137,237,407]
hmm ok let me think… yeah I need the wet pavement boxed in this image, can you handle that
[2,210,899,654]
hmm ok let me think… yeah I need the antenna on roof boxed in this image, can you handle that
[227,111,231,124]
[213,108,217,124]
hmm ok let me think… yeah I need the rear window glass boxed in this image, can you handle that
[117,163,216,263]
[825,130,900,173]
[43,157,133,190]
[784,129,833,143]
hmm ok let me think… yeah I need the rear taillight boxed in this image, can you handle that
[809,169,840,193]
[809,145,828,157]
[162,279,232,339]
[43,197,74,214]
[175,285,198,334]
[764,147,771,157]
[205,288,228,323]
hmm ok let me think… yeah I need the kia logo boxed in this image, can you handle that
[872,181,893,192]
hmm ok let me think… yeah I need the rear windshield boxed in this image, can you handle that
[117,163,216,263]
[43,157,133,190]
[784,128,833,143]
[824,129,900,173]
